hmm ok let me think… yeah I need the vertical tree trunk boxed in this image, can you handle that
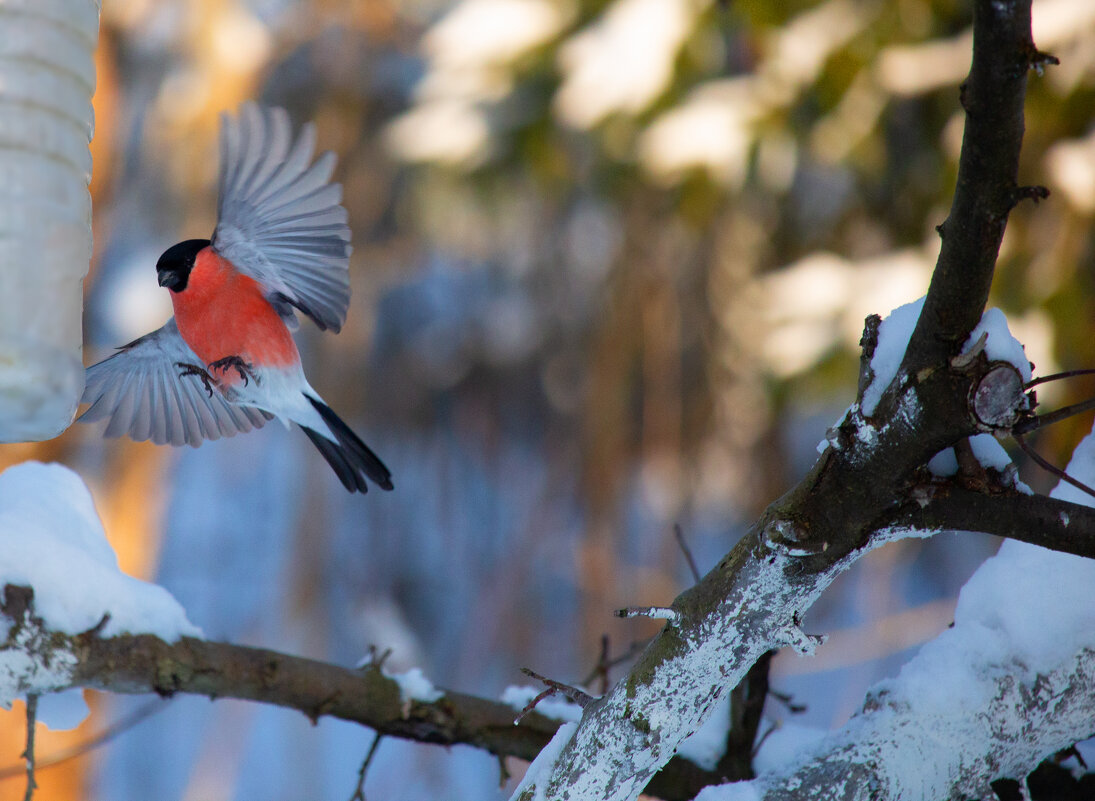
[0,0,100,441]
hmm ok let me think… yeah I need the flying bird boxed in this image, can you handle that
[80,103,393,494]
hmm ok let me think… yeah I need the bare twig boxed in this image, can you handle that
[753,722,779,761]
[0,698,168,780]
[581,635,613,696]
[614,606,680,624]
[519,668,595,709]
[1026,369,1095,389]
[21,695,37,801]
[768,689,807,715]
[1014,435,1095,501]
[356,645,393,672]
[580,636,650,691]
[0,597,731,800]
[1013,396,1095,436]
[513,687,559,726]
[674,524,701,584]
[720,650,775,781]
[348,734,383,801]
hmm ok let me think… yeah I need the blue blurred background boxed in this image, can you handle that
[3,0,1095,798]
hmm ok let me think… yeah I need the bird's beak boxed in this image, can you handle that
[157,270,174,289]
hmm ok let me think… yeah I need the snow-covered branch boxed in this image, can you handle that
[0,457,729,800]
[903,0,1047,369]
[515,2,1052,798]
[890,486,1095,560]
[0,586,719,800]
[699,644,1095,801]
[699,432,1095,800]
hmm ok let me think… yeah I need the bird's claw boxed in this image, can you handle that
[208,355,258,387]
[175,362,215,397]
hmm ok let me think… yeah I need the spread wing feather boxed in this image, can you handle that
[212,102,351,332]
[80,320,272,447]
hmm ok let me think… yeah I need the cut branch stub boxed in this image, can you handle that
[971,362,1029,431]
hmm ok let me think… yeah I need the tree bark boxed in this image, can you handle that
[514,2,1063,798]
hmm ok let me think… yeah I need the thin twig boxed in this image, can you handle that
[513,687,558,726]
[496,753,511,788]
[1025,368,1095,389]
[767,689,807,715]
[614,606,680,624]
[674,524,701,584]
[1015,434,1095,501]
[580,636,613,696]
[579,637,650,689]
[751,721,778,759]
[520,668,595,709]
[1013,396,1095,436]
[348,734,383,801]
[21,695,37,801]
[355,645,393,672]
[0,698,169,781]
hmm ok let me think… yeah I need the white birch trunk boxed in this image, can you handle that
[0,0,100,441]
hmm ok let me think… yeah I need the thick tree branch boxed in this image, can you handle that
[702,646,1095,801]
[886,484,1095,559]
[515,3,1047,799]
[0,586,718,801]
[902,0,1042,371]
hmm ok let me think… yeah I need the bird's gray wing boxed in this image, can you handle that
[79,319,273,447]
[211,102,352,332]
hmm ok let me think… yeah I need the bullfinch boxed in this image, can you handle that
[80,103,393,494]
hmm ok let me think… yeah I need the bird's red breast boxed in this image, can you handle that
[170,247,300,385]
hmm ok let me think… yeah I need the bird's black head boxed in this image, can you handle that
[156,239,211,292]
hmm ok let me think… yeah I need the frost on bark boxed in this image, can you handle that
[705,646,1095,801]
[514,2,1082,798]
[0,0,100,441]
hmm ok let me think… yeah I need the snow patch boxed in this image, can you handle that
[927,448,958,476]
[928,433,1012,476]
[861,297,924,417]
[510,721,578,801]
[753,723,828,774]
[875,423,1095,716]
[0,462,200,730]
[961,307,1032,381]
[387,666,444,703]
[695,780,763,801]
[0,462,200,642]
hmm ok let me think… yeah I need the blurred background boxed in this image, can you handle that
[2,0,1095,798]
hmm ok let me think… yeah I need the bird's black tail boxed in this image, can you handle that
[301,395,393,494]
